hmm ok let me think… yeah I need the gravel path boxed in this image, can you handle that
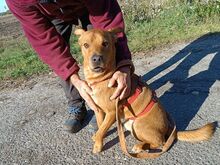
[0,33,220,165]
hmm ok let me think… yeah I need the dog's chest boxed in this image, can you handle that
[90,83,115,112]
[124,120,134,132]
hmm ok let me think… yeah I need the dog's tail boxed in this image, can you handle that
[176,122,216,142]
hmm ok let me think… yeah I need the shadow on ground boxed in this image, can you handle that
[84,33,220,151]
[143,32,220,130]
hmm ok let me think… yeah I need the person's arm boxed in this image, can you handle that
[6,0,79,80]
[83,0,132,66]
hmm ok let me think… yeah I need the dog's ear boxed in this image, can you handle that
[108,27,124,42]
[74,28,85,36]
[108,27,123,35]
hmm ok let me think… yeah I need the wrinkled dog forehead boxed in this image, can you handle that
[79,30,111,44]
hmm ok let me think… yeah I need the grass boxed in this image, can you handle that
[0,38,49,80]
[0,0,220,80]
[70,35,83,63]
[123,0,220,51]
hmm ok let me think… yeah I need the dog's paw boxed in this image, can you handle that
[92,142,103,154]
[132,144,144,153]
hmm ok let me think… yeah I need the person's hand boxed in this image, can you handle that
[108,66,131,100]
[70,74,98,112]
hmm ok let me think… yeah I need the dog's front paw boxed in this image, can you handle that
[132,146,142,153]
[132,144,145,153]
[93,142,103,154]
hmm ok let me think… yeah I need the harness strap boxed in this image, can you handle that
[127,86,142,104]
[124,85,157,120]
[129,91,157,120]
[116,98,177,159]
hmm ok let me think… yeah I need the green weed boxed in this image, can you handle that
[0,38,49,80]
[123,0,220,51]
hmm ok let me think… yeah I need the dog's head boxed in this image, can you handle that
[75,28,123,81]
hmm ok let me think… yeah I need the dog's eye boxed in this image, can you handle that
[83,43,89,49]
[102,41,109,47]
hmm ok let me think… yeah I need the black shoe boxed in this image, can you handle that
[63,104,87,133]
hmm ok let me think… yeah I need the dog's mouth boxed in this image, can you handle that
[92,66,105,73]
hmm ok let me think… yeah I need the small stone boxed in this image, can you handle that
[66,158,76,163]
[45,111,56,118]
[28,109,36,115]
[114,154,120,159]
[167,88,175,93]
[192,91,199,95]
[19,120,28,125]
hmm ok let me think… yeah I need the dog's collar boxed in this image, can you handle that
[123,86,158,120]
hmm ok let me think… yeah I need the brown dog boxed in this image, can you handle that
[74,28,215,156]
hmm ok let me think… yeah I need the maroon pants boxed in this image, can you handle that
[51,12,90,107]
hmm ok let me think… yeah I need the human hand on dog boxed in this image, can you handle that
[70,74,99,112]
[108,66,131,100]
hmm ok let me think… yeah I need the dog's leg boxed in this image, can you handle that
[94,110,105,128]
[92,110,105,142]
[93,112,116,153]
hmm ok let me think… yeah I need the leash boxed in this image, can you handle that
[115,97,177,158]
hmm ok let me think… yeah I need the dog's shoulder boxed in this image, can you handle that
[130,74,151,93]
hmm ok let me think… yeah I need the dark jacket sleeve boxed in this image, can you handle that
[83,0,132,63]
[6,0,80,80]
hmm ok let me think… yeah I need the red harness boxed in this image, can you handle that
[123,86,157,120]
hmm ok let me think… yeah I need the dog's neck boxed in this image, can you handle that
[84,65,116,86]
[84,68,116,86]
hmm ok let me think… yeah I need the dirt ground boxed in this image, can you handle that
[0,14,220,165]
[0,14,22,40]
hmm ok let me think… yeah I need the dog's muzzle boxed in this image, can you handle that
[91,55,104,73]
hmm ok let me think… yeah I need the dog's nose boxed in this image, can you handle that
[91,55,103,63]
